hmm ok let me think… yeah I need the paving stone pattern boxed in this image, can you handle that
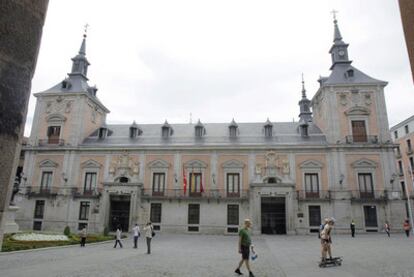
[0,233,413,277]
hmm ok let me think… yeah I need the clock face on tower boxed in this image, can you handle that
[338,50,345,57]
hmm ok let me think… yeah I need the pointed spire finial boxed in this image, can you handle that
[301,73,307,99]
[84,23,89,38]
[331,9,338,21]
[331,10,343,42]
[79,24,89,55]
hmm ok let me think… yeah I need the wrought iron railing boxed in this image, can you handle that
[345,135,379,144]
[350,190,387,201]
[71,187,102,198]
[26,186,59,197]
[141,188,249,199]
[296,190,331,200]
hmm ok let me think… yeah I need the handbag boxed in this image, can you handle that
[152,230,156,237]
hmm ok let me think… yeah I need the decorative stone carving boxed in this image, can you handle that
[256,152,290,179]
[65,101,73,113]
[109,154,140,179]
[364,93,372,106]
[46,101,52,113]
[351,89,360,105]
[339,93,348,106]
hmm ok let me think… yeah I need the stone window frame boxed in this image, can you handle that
[148,159,170,193]
[227,204,239,226]
[78,201,90,221]
[46,114,66,140]
[299,160,323,192]
[184,160,208,193]
[348,116,370,137]
[344,106,371,139]
[38,159,58,189]
[351,159,378,194]
[81,160,102,192]
[221,160,245,195]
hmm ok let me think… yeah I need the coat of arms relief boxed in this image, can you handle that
[255,151,290,183]
[109,153,140,181]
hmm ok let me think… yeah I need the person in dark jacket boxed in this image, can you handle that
[350,219,356,237]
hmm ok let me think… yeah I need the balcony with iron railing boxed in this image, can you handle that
[71,187,103,198]
[406,148,413,155]
[26,186,59,198]
[345,135,379,144]
[141,188,249,200]
[296,190,331,201]
[38,138,65,146]
[350,190,388,202]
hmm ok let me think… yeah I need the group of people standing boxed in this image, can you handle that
[349,218,412,238]
[113,222,155,254]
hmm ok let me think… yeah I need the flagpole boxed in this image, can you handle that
[402,164,414,235]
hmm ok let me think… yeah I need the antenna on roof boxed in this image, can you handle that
[190,113,192,124]
[293,117,295,122]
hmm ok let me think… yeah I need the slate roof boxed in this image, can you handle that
[321,64,387,86]
[82,122,327,147]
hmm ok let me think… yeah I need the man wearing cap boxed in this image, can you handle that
[320,217,335,262]
[235,219,255,277]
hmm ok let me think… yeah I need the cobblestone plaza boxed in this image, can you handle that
[0,233,413,277]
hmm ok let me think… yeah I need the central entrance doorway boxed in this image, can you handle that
[109,195,131,231]
[261,197,286,234]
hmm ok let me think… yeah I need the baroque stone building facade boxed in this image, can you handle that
[390,115,414,222]
[16,18,406,235]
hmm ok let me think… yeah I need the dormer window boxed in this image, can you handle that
[346,69,354,78]
[229,119,238,138]
[61,79,72,89]
[87,86,98,97]
[229,126,237,138]
[130,127,137,138]
[161,120,173,138]
[264,119,273,138]
[129,121,142,138]
[98,127,107,139]
[300,124,309,137]
[195,120,205,138]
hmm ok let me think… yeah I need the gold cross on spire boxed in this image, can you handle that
[84,23,89,37]
[331,9,338,21]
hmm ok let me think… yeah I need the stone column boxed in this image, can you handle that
[0,0,49,249]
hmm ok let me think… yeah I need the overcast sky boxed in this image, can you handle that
[25,0,414,136]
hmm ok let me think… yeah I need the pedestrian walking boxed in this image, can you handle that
[80,227,87,247]
[234,218,255,277]
[403,219,411,237]
[143,222,154,254]
[384,221,391,237]
[350,219,356,238]
[132,223,140,249]
[113,226,123,248]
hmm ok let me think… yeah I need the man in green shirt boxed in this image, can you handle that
[235,219,255,277]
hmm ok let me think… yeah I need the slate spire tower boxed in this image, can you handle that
[69,30,90,79]
[298,74,312,123]
[329,13,352,69]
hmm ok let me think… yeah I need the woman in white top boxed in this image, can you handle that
[113,226,123,248]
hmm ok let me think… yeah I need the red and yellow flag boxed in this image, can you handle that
[200,170,204,193]
[183,167,187,195]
